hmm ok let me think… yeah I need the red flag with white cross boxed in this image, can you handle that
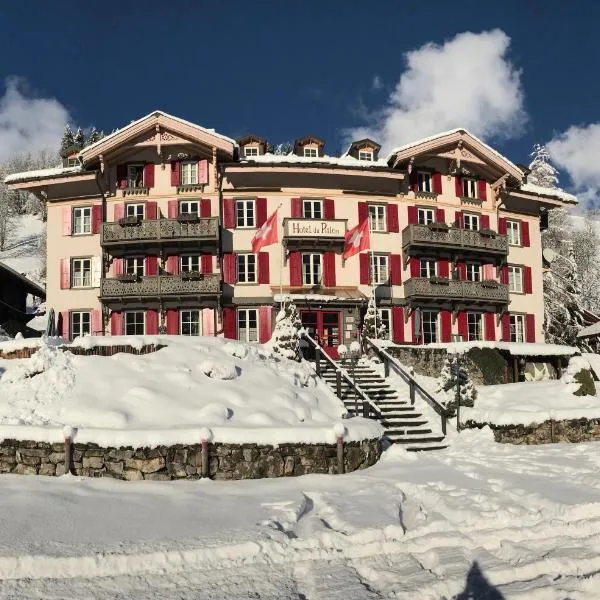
[343,219,370,259]
[251,209,279,253]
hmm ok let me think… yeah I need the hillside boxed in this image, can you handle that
[0,213,45,286]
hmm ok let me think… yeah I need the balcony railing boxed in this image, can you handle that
[404,277,509,304]
[282,218,347,250]
[100,274,221,299]
[101,217,219,246]
[402,224,508,255]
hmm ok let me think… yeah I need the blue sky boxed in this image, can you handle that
[1,1,598,200]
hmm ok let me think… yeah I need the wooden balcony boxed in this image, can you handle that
[282,218,347,251]
[404,277,509,306]
[402,224,508,257]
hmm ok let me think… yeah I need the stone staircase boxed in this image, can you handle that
[319,358,447,452]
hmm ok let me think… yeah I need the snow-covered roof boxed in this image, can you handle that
[0,260,46,297]
[4,165,83,185]
[578,321,600,338]
[520,182,578,204]
[240,152,391,169]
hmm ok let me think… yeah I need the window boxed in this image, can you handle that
[462,178,477,198]
[368,204,387,232]
[238,308,258,342]
[370,254,389,284]
[418,172,432,193]
[127,164,144,188]
[358,150,373,161]
[181,161,198,185]
[180,310,201,336]
[303,147,318,158]
[125,311,145,335]
[181,255,200,273]
[73,206,91,235]
[463,213,480,231]
[126,203,145,219]
[465,263,481,282]
[236,199,255,228]
[125,257,144,277]
[420,258,437,278]
[72,258,92,288]
[422,311,438,344]
[506,220,521,245]
[302,253,322,285]
[67,157,78,167]
[467,312,483,341]
[417,207,435,225]
[303,199,322,219]
[508,266,523,293]
[237,254,257,283]
[71,311,91,339]
[379,308,391,341]
[179,201,199,216]
[510,314,525,343]
[244,146,259,157]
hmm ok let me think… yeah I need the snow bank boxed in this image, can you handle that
[0,336,62,354]
[69,334,162,350]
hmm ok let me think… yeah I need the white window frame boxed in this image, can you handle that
[244,146,259,157]
[236,199,255,228]
[125,256,145,277]
[506,219,521,245]
[67,157,78,167]
[179,200,199,216]
[127,164,144,188]
[303,199,323,219]
[465,263,481,282]
[302,253,322,286]
[370,254,389,285]
[126,203,145,219]
[417,207,435,225]
[417,171,432,193]
[508,266,523,293]
[124,311,145,335]
[70,311,91,339]
[463,213,480,231]
[72,206,92,235]
[237,253,257,283]
[237,308,258,342]
[368,204,387,232]
[180,255,200,273]
[467,312,484,341]
[463,178,478,199]
[303,147,318,158]
[420,258,437,278]
[422,311,438,344]
[180,161,198,186]
[72,258,92,288]
[358,150,373,161]
[510,314,525,343]
[380,308,391,341]
[180,309,201,336]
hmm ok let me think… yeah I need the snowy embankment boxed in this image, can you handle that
[0,336,382,446]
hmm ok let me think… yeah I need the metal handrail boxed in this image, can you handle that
[363,337,448,435]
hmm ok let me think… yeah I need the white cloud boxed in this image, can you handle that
[371,75,383,91]
[0,77,69,162]
[344,30,527,154]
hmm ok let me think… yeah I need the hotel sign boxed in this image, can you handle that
[284,219,346,239]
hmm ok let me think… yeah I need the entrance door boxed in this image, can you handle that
[300,310,342,359]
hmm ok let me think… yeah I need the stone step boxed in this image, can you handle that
[373,404,413,412]
[392,436,446,445]
[406,445,449,452]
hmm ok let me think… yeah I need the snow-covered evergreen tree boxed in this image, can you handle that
[528,144,559,189]
[436,354,477,416]
[271,142,293,155]
[271,297,301,361]
[60,125,75,152]
[87,128,104,145]
[572,212,600,315]
[74,127,85,149]
[362,294,386,339]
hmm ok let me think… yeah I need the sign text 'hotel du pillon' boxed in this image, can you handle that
[285,219,346,238]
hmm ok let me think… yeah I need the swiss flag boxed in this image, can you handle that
[251,209,278,253]
[343,219,370,260]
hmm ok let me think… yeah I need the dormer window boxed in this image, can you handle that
[304,148,318,158]
[67,157,78,167]
[181,161,198,185]
[358,151,373,162]
[418,172,432,193]
[463,178,478,199]
[244,146,259,157]
[127,164,144,188]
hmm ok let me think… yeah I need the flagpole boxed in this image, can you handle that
[277,202,284,309]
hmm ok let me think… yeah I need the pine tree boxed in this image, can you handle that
[74,127,85,149]
[362,294,386,339]
[528,144,559,189]
[436,355,477,416]
[60,125,75,152]
[87,128,104,145]
[271,297,302,361]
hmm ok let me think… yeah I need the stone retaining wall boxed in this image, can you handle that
[0,438,381,480]
[0,344,164,360]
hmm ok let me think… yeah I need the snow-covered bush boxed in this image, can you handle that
[271,297,301,361]
[562,356,596,396]
[436,354,477,415]
[362,294,386,340]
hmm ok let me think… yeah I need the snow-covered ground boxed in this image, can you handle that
[1,430,600,598]
[0,213,44,284]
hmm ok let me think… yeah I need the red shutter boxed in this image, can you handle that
[524,266,533,294]
[485,313,496,341]
[145,256,158,276]
[113,258,123,276]
[60,259,70,289]
[478,179,487,201]
[438,259,449,279]
[223,253,236,284]
[59,311,69,340]
[201,255,213,274]
[526,314,536,343]
[223,198,235,228]
[170,161,180,186]
[390,254,402,285]
[91,310,103,336]
[501,313,511,341]
[409,171,418,192]
[432,172,442,194]
[455,211,464,228]
[168,199,179,219]
[144,163,155,188]
[116,165,127,189]
[114,203,124,221]
[358,201,368,223]
[457,311,468,341]
[480,214,490,230]
[410,257,420,278]
[455,176,463,197]
[500,265,509,285]
[441,310,452,343]
[407,206,417,225]
[436,208,445,223]
[259,306,273,343]
[291,198,302,218]
[90,204,102,234]
[521,221,530,247]
[256,197,267,227]
[198,159,208,184]
[359,253,370,284]
[387,204,399,233]
[146,310,158,335]
[146,201,157,220]
[166,309,179,334]
[258,252,270,283]
[62,206,72,235]
[391,307,404,343]
[323,252,336,287]
[200,199,211,217]
[202,309,215,336]
[165,256,179,275]
[498,217,507,235]
[223,308,236,340]
[110,311,123,336]
[323,199,335,219]
[289,251,302,286]
[456,262,467,280]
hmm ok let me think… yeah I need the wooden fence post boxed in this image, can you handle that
[336,370,342,398]
[337,436,344,474]
[64,436,72,475]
